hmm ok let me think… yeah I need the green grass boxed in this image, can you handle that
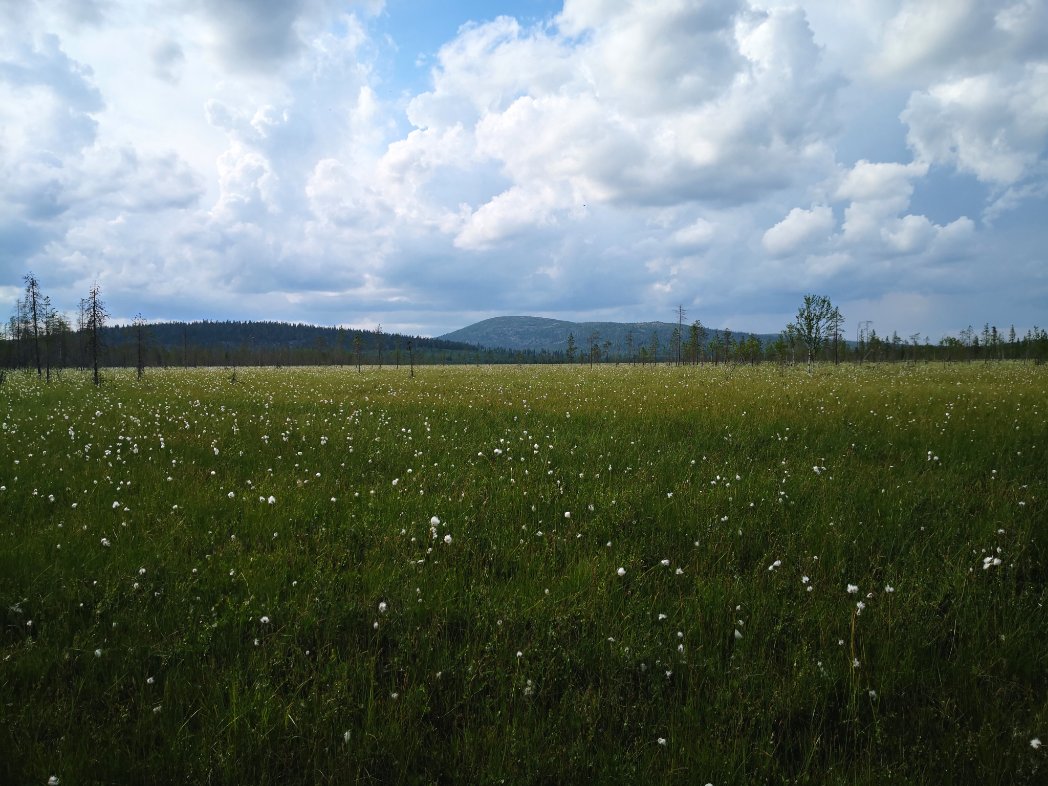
[1,362,1046,784]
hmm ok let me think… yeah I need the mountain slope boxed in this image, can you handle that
[439,316,777,353]
[102,320,474,353]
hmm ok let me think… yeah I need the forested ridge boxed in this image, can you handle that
[5,273,1048,373]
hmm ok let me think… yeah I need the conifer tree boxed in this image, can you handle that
[23,273,44,378]
[85,283,108,386]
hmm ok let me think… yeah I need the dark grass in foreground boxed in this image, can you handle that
[1,363,1045,785]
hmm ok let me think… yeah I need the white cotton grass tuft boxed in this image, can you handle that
[1031,738,1042,750]
[847,584,859,594]
[616,567,626,577]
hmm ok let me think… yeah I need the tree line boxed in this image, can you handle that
[769,294,1048,368]
[4,277,1047,381]
[559,295,1046,367]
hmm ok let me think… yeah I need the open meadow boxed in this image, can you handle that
[1,362,1046,785]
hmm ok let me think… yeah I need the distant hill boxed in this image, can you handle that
[92,320,486,366]
[103,320,473,354]
[439,316,778,354]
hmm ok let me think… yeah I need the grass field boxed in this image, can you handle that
[1,363,1045,784]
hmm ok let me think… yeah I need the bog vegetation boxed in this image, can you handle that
[1,363,1045,784]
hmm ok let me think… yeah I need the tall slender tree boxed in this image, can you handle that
[676,304,687,365]
[76,298,90,370]
[23,273,44,377]
[85,283,108,386]
[687,319,705,365]
[40,295,56,382]
[134,313,148,379]
[829,306,845,365]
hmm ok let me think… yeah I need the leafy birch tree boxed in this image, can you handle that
[794,294,835,372]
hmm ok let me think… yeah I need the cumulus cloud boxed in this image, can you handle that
[873,0,1048,80]
[0,34,103,156]
[1,0,1044,337]
[672,218,717,250]
[760,156,977,278]
[833,159,973,257]
[559,0,746,112]
[454,183,565,250]
[405,0,843,259]
[763,205,835,256]
[902,65,1048,185]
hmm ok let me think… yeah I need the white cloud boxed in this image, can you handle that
[672,218,717,249]
[881,213,936,254]
[836,160,926,245]
[873,0,1048,80]
[454,183,565,250]
[903,64,1048,185]
[0,34,103,157]
[762,205,834,256]
[407,16,575,129]
[1,0,1044,339]
[835,159,926,204]
[211,144,278,222]
[560,0,745,112]
[195,0,383,72]
[873,0,983,79]
[832,159,973,258]
[412,0,843,257]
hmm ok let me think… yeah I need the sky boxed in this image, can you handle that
[1,0,1046,339]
